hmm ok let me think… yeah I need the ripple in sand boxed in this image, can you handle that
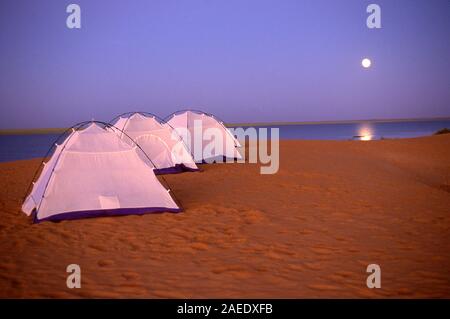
[190,242,209,251]
[287,264,304,272]
[310,246,334,255]
[307,283,341,291]
[303,262,323,271]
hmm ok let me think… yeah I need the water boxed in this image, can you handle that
[250,120,450,141]
[0,134,60,163]
[0,120,449,162]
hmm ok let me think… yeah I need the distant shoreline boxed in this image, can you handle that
[226,116,450,127]
[1,116,450,135]
[0,127,68,136]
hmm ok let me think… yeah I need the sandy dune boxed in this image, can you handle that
[0,136,449,298]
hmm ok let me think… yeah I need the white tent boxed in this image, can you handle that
[166,110,242,162]
[112,113,198,174]
[22,122,180,223]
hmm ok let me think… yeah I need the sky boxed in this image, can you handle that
[0,0,449,129]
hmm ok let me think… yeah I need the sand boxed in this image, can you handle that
[0,135,449,298]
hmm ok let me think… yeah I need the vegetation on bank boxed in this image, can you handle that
[434,128,450,135]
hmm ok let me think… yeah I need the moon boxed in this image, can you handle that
[361,58,372,68]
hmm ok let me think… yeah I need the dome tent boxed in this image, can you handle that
[111,112,198,174]
[165,110,242,162]
[22,121,181,223]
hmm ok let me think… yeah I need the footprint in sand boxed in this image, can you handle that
[88,243,108,252]
[170,229,191,240]
[264,251,284,260]
[10,278,25,289]
[212,265,251,279]
[297,229,313,235]
[152,290,187,298]
[97,259,115,267]
[121,271,140,281]
[310,246,334,255]
[334,236,348,242]
[128,243,141,252]
[334,270,354,278]
[242,209,266,225]
[274,247,296,256]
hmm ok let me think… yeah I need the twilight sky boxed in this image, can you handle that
[0,0,449,129]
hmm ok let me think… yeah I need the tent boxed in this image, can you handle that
[111,112,198,174]
[22,122,181,223]
[165,110,242,162]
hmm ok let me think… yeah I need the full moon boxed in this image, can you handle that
[361,58,372,68]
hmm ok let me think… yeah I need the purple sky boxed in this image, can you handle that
[0,0,449,129]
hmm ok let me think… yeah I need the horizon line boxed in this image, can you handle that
[1,115,450,135]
